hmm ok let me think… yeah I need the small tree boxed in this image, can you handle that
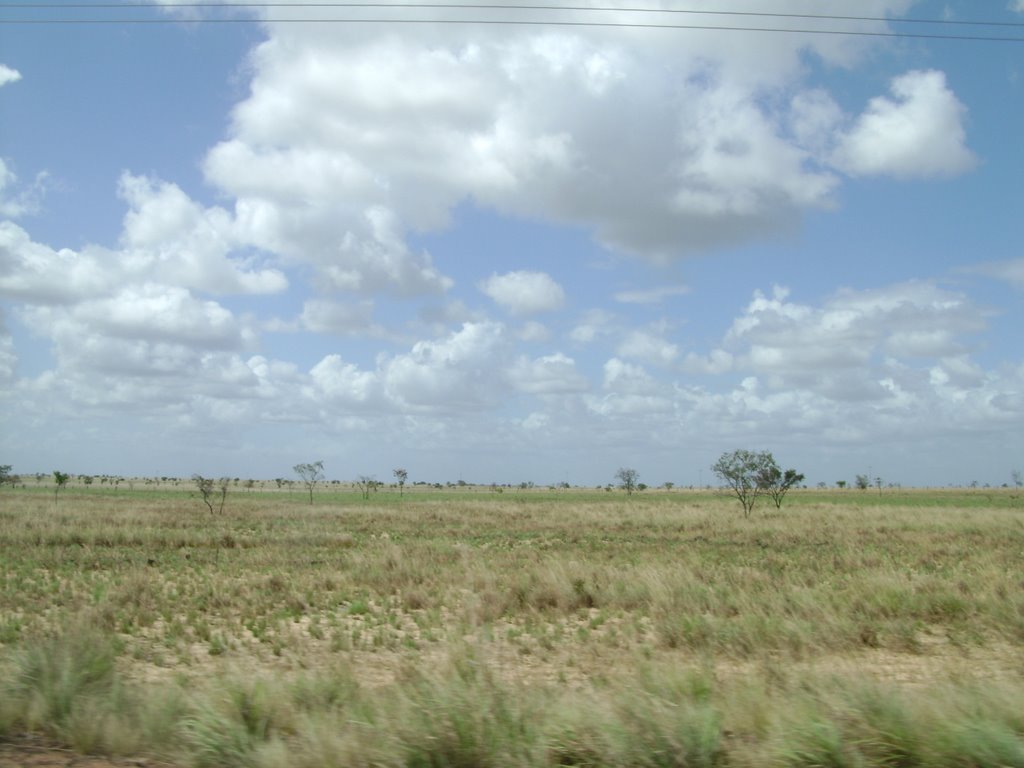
[836,480,847,489]
[192,474,228,514]
[758,465,805,509]
[355,475,375,500]
[0,465,12,488]
[711,449,776,518]
[615,467,639,496]
[854,474,870,491]
[393,468,408,497]
[53,470,69,502]
[294,461,324,505]
[1011,470,1022,489]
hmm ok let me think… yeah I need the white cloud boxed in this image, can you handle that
[601,357,658,394]
[119,174,288,295]
[516,321,551,342]
[0,160,48,219]
[509,353,588,395]
[965,257,1024,290]
[834,70,976,179]
[322,207,453,296]
[722,281,987,400]
[77,284,246,348]
[569,309,616,344]
[616,329,679,366]
[4,2,1017,485]
[308,355,379,405]
[479,270,566,315]
[299,299,378,336]
[681,349,735,376]
[0,222,114,303]
[0,312,16,387]
[179,3,937,265]
[382,321,510,411]
[0,65,21,88]
[613,284,690,304]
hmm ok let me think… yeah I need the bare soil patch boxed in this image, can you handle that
[0,736,175,768]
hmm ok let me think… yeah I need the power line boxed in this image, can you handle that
[2,2,1023,41]
[3,2,1023,29]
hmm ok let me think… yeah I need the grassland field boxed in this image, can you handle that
[0,483,1022,767]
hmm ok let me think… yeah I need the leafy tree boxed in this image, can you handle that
[53,470,70,502]
[836,480,847,489]
[393,468,408,497]
[1012,470,1022,488]
[294,461,324,505]
[663,481,674,491]
[355,475,376,500]
[193,474,229,514]
[711,449,776,518]
[0,465,13,488]
[855,474,871,491]
[615,467,639,496]
[757,465,805,509]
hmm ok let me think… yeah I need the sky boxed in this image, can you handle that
[1,0,1023,488]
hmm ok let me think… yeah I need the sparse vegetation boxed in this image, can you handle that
[761,466,805,509]
[711,449,771,517]
[192,474,228,514]
[355,474,376,500]
[293,461,324,504]
[0,483,1021,766]
[615,467,639,496]
[394,467,408,497]
[52,470,69,502]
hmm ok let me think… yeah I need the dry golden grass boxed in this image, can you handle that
[1,485,1022,766]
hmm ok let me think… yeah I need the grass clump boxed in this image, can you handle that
[1,618,121,747]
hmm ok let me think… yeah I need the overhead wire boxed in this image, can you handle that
[1,1,1022,41]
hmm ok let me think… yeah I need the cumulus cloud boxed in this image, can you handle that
[0,222,114,303]
[0,65,21,87]
[585,358,674,417]
[722,281,987,400]
[4,2,1013,483]
[833,70,976,178]
[308,355,379,405]
[119,174,288,295]
[381,321,510,411]
[616,329,679,366]
[479,270,566,315]
[305,320,590,414]
[17,283,254,383]
[509,352,588,395]
[175,2,944,265]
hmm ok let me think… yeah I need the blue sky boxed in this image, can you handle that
[1,1,1023,488]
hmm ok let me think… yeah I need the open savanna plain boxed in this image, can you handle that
[1,484,1022,767]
